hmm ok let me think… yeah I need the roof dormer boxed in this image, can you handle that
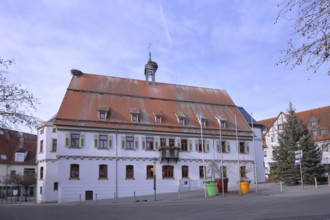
[175,112,186,125]
[153,112,163,124]
[215,114,227,128]
[130,108,140,122]
[196,114,207,127]
[98,106,110,120]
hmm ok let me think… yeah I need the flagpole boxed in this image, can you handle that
[216,116,225,197]
[199,114,207,198]
[235,115,241,195]
[251,113,258,193]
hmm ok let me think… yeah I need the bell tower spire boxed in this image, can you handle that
[144,43,158,85]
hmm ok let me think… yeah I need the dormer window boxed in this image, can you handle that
[153,112,163,124]
[310,117,318,127]
[216,115,227,129]
[196,114,207,127]
[98,106,110,120]
[176,112,186,125]
[130,108,140,122]
[15,151,28,162]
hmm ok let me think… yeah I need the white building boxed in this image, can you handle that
[238,107,266,183]
[260,106,330,179]
[37,56,260,203]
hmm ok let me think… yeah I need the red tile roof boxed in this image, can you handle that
[259,106,330,142]
[0,129,37,165]
[54,73,252,137]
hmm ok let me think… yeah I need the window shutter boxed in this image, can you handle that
[175,137,181,150]
[154,136,159,151]
[205,140,210,152]
[141,136,146,150]
[80,134,85,148]
[135,136,139,150]
[65,133,70,147]
[188,139,192,152]
[195,139,198,152]
[216,141,220,153]
[108,135,113,149]
[245,142,249,153]
[121,136,125,149]
[226,141,230,153]
[94,135,99,148]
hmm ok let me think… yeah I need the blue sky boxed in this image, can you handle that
[1,0,329,131]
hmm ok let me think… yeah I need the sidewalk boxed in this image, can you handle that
[75,182,330,206]
[2,182,330,206]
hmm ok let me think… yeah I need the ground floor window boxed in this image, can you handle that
[99,164,108,179]
[199,166,205,179]
[70,164,79,179]
[182,165,189,178]
[162,165,174,178]
[146,165,153,179]
[53,182,58,191]
[126,165,134,179]
[240,166,246,178]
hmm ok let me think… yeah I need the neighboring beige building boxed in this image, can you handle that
[0,129,37,197]
[259,106,330,178]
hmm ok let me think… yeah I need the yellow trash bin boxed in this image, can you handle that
[240,181,250,194]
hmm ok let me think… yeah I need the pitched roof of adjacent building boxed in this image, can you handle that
[238,107,265,128]
[0,129,37,165]
[259,106,330,142]
[54,72,252,138]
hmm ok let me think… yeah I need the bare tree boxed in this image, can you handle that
[0,57,40,130]
[275,0,330,75]
[7,173,36,201]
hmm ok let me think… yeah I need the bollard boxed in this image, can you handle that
[134,191,136,201]
[79,194,81,204]
[95,193,97,202]
[314,177,318,189]
[280,181,283,192]
[178,188,181,200]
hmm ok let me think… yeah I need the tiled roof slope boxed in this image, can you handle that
[259,106,330,142]
[298,106,330,141]
[258,117,278,131]
[55,73,252,137]
[0,129,37,165]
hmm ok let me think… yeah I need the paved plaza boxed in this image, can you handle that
[1,183,330,220]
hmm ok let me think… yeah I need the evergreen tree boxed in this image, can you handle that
[273,103,323,185]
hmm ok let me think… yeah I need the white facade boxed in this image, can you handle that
[252,126,266,183]
[263,111,330,177]
[37,124,255,203]
[263,113,286,175]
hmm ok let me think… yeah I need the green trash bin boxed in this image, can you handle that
[206,181,218,197]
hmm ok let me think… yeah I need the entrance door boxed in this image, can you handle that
[85,191,93,200]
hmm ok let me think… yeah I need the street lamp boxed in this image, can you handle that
[151,157,158,201]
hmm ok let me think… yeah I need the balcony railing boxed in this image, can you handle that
[159,146,179,163]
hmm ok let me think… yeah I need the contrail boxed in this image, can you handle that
[158,0,172,44]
